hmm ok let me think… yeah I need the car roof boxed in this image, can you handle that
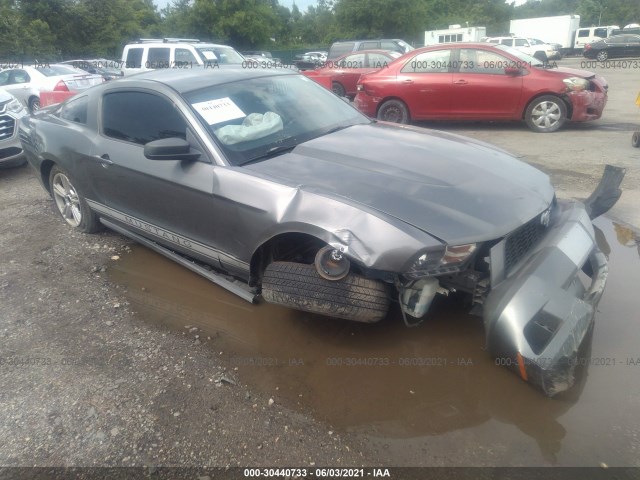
[111,65,297,94]
[336,49,401,58]
[125,42,233,49]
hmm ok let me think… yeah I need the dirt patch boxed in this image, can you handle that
[0,166,374,467]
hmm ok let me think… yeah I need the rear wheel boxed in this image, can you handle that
[525,95,567,133]
[261,261,389,323]
[332,81,346,97]
[633,132,640,148]
[596,50,608,62]
[377,99,410,124]
[29,96,40,113]
[49,165,100,233]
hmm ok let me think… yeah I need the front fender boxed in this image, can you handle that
[252,188,441,272]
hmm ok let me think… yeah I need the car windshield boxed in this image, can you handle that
[184,73,370,165]
[195,47,244,64]
[494,44,544,67]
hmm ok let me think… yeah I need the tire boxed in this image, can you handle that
[633,132,640,148]
[596,50,608,62]
[524,95,567,133]
[332,81,346,97]
[29,96,40,113]
[49,165,100,233]
[377,99,410,124]
[261,261,390,323]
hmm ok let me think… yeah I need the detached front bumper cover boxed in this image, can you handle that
[483,200,607,396]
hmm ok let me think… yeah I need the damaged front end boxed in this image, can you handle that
[483,200,606,396]
[397,165,624,396]
[482,165,624,396]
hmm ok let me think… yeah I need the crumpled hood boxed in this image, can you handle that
[246,123,555,244]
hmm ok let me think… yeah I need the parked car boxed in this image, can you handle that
[327,39,413,60]
[121,38,245,75]
[354,43,608,133]
[0,64,103,112]
[310,49,402,97]
[583,34,640,61]
[241,50,282,64]
[293,51,328,70]
[485,36,558,61]
[0,89,26,168]
[19,66,620,396]
[60,59,124,81]
[528,38,562,59]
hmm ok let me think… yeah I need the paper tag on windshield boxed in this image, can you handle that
[202,51,217,60]
[192,98,245,125]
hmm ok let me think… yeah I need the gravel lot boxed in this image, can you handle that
[1,58,639,471]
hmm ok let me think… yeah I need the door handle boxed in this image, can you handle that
[91,154,113,167]
[401,79,413,84]
[453,79,468,85]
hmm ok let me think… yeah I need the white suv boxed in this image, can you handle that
[485,37,559,60]
[121,38,245,75]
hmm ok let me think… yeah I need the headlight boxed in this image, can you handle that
[7,98,25,114]
[405,244,477,279]
[563,77,589,92]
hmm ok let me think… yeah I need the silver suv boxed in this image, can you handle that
[120,38,245,75]
[0,89,26,168]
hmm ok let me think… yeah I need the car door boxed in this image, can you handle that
[1,69,31,104]
[332,53,366,95]
[622,35,640,57]
[603,37,623,58]
[513,38,532,55]
[450,48,522,118]
[395,49,453,118]
[88,89,232,271]
[630,36,640,57]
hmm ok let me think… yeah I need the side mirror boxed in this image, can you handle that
[504,66,521,75]
[144,137,201,161]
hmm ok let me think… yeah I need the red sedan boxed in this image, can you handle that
[354,43,608,132]
[310,49,402,98]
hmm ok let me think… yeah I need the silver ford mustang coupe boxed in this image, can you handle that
[19,66,623,395]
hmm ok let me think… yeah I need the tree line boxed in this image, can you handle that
[0,0,638,61]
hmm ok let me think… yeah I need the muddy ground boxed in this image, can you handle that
[1,58,640,470]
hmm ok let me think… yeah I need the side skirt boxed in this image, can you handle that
[100,218,257,304]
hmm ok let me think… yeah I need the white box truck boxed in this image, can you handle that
[424,25,487,46]
[509,15,580,52]
[510,15,620,54]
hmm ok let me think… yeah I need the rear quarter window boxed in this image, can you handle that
[59,96,88,124]
[329,43,355,58]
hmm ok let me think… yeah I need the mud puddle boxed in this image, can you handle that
[109,217,640,466]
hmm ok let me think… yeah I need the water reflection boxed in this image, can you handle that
[110,247,597,463]
[613,222,640,258]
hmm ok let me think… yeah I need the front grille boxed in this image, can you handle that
[504,213,547,272]
[0,115,16,141]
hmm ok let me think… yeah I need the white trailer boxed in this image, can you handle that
[424,25,487,46]
[509,15,580,50]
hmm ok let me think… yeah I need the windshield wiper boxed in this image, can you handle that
[322,124,354,136]
[241,144,297,165]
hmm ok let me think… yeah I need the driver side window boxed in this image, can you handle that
[102,91,187,145]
